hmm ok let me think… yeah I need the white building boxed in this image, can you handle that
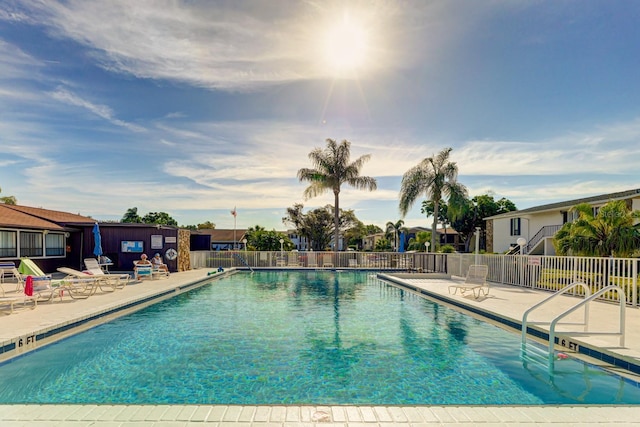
[485,188,640,255]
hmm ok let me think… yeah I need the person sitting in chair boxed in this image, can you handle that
[152,253,169,274]
[133,254,153,280]
[137,253,152,266]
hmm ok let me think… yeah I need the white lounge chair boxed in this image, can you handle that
[0,297,26,314]
[0,261,16,285]
[449,264,489,299]
[57,267,113,296]
[15,271,64,303]
[84,258,130,288]
[307,252,318,268]
[287,252,299,267]
[322,254,334,268]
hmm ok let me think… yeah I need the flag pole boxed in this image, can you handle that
[231,206,237,250]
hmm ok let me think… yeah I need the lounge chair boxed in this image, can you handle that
[322,254,334,268]
[449,264,489,299]
[348,258,359,268]
[287,252,300,267]
[17,272,63,303]
[275,255,286,267]
[307,252,318,268]
[17,258,57,295]
[0,261,16,285]
[56,267,114,296]
[18,258,51,278]
[0,296,25,314]
[83,258,130,288]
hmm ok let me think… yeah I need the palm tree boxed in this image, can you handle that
[407,231,432,251]
[385,219,406,252]
[399,147,467,251]
[298,139,377,251]
[554,200,640,257]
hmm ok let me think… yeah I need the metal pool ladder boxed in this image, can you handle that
[233,253,254,273]
[521,281,626,371]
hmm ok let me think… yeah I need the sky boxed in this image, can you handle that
[1,0,639,231]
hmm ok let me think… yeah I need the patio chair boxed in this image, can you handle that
[83,258,130,288]
[19,273,63,303]
[449,264,489,299]
[0,261,16,284]
[307,252,318,268]
[18,258,51,278]
[322,254,334,268]
[132,261,154,281]
[57,267,116,295]
[275,255,286,267]
[0,296,24,314]
[348,258,359,268]
[287,252,300,267]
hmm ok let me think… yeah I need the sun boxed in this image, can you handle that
[321,12,370,76]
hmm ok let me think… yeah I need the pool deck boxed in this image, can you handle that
[1,268,639,426]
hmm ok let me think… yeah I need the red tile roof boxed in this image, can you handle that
[0,204,94,229]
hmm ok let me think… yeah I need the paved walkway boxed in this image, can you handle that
[383,273,640,369]
[0,269,639,426]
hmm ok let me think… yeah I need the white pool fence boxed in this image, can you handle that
[189,251,639,306]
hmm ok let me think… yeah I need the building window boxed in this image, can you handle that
[0,230,17,258]
[45,233,65,256]
[510,218,521,236]
[20,231,43,257]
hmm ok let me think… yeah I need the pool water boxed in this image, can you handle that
[0,271,639,404]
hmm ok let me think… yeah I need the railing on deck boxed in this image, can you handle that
[447,253,639,306]
[190,251,447,274]
[189,250,639,306]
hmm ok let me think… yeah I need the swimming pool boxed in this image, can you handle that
[0,270,639,405]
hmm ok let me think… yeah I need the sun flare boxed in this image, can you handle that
[321,12,370,76]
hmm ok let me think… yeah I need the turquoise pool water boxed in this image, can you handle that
[0,271,639,404]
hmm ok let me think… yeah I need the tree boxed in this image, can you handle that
[0,187,17,205]
[399,147,467,252]
[374,237,393,251]
[451,194,518,252]
[297,138,377,251]
[407,231,432,251]
[364,224,383,235]
[197,221,216,229]
[245,226,292,251]
[283,203,360,251]
[554,200,640,257]
[421,199,448,227]
[344,222,383,250]
[142,212,178,226]
[385,219,406,252]
[121,207,142,223]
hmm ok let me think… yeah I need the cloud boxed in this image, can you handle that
[0,39,42,77]
[48,87,147,132]
[13,0,430,90]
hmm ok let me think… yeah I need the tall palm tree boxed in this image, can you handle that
[399,147,467,251]
[554,200,640,257]
[385,219,406,252]
[298,139,377,251]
